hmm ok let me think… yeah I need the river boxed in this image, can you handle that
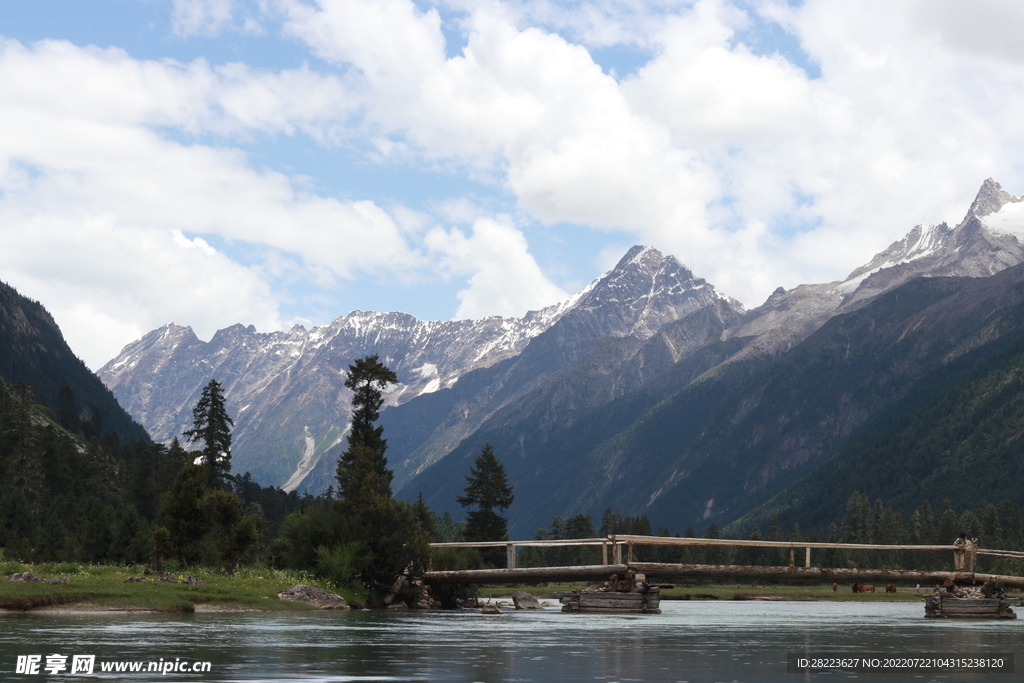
[2,600,1020,682]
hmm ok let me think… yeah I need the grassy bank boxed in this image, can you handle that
[0,562,354,612]
[4,564,976,613]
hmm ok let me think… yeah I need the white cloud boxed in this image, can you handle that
[426,217,569,319]
[7,0,1024,368]
[0,212,282,367]
[0,37,418,367]
[276,0,1024,306]
[172,0,239,37]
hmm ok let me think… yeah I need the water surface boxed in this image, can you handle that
[3,600,1020,682]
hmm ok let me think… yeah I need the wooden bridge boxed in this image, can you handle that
[424,534,1024,588]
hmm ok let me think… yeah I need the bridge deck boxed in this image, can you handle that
[424,535,1024,587]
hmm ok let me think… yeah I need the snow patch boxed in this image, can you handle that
[627,244,654,266]
[982,201,1024,240]
[833,270,872,295]
[281,426,325,493]
[833,224,948,295]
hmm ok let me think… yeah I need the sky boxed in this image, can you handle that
[3,0,1024,370]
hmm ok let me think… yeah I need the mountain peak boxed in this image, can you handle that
[967,178,1022,220]
[614,245,686,274]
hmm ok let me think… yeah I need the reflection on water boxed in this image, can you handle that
[2,601,1021,682]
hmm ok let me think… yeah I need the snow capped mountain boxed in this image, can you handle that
[99,181,1024,498]
[100,303,575,487]
[367,244,744,493]
[100,244,733,490]
[726,179,1024,359]
[838,179,1024,301]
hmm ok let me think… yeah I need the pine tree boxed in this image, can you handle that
[599,507,622,536]
[330,356,430,597]
[183,379,234,489]
[841,491,872,544]
[159,463,209,565]
[336,355,397,495]
[457,443,514,543]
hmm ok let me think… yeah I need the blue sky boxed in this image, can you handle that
[2,0,1024,368]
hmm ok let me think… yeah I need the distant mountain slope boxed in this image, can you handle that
[635,266,1024,530]
[400,180,1024,533]
[0,279,148,443]
[100,301,578,486]
[724,179,1024,361]
[729,290,1024,535]
[376,246,739,492]
[100,180,1024,536]
[101,245,738,489]
[397,298,748,533]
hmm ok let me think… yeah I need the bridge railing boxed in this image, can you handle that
[429,534,1024,572]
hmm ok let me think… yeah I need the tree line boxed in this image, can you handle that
[0,376,328,568]
[718,491,1024,576]
[11,352,1024,605]
[1,354,517,607]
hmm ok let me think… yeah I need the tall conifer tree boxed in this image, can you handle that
[457,443,514,543]
[333,355,429,595]
[183,379,233,489]
[336,355,398,500]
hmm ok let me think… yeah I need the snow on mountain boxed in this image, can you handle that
[836,223,954,295]
[369,245,743,493]
[100,303,577,488]
[981,199,1024,239]
[101,245,732,490]
[100,181,1024,494]
[725,179,1024,361]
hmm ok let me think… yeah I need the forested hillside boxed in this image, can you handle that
[0,375,180,561]
[730,296,1024,537]
[0,280,148,444]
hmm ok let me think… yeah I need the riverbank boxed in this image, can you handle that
[5,562,1001,613]
[1,563,349,613]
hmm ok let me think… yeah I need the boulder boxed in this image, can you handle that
[277,584,349,610]
[124,576,151,583]
[158,573,177,583]
[512,592,542,610]
[182,575,208,585]
[481,603,502,614]
[7,572,70,585]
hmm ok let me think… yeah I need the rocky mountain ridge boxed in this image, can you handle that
[100,244,733,489]
[717,179,1024,365]
[99,180,1024,533]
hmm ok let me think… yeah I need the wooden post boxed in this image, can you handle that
[789,548,795,568]
[507,543,516,570]
[967,541,978,574]
[602,541,608,566]
[614,538,622,564]
[805,547,811,568]
[627,542,634,564]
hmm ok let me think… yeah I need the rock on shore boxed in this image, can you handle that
[277,584,349,610]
